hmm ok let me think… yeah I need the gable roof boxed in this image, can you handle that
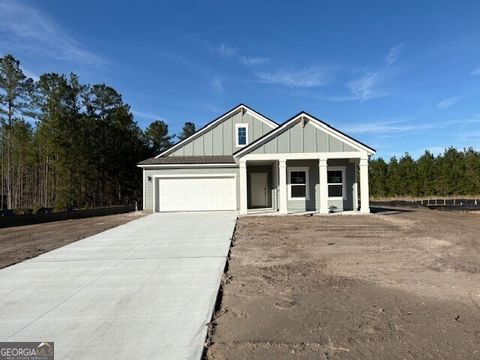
[155,103,278,158]
[233,111,376,157]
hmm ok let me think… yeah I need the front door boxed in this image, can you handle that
[250,173,268,207]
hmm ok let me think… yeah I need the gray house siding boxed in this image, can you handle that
[251,120,357,154]
[143,166,240,211]
[282,159,356,213]
[169,112,273,157]
[143,161,356,213]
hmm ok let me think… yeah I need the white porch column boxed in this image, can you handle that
[279,160,287,214]
[239,160,248,215]
[352,160,359,211]
[360,157,370,213]
[318,157,329,214]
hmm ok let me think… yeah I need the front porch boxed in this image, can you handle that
[245,209,365,216]
[239,153,370,215]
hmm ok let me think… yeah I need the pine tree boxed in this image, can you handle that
[369,158,388,198]
[398,153,417,196]
[144,120,174,154]
[464,148,480,195]
[178,121,196,141]
[416,150,436,196]
[0,54,36,209]
[386,156,401,197]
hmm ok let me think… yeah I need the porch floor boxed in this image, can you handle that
[244,209,364,217]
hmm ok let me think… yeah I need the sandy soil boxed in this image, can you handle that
[0,212,146,269]
[205,208,480,359]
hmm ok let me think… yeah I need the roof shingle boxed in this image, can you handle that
[138,156,236,165]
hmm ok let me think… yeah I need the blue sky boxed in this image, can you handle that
[1,0,480,159]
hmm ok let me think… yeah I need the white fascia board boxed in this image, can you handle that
[244,107,278,129]
[240,151,369,161]
[137,163,239,168]
[155,105,277,158]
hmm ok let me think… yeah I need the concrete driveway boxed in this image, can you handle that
[0,211,237,359]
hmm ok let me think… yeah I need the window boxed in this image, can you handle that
[327,167,345,199]
[235,123,249,147]
[288,167,309,200]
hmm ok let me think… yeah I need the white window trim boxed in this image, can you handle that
[235,123,249,147]
[288,166,310,200]
[327,166,346,200]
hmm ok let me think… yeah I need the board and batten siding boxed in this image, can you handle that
[143,167,240,211]
[169,112,272,157]
[251,120,357,154]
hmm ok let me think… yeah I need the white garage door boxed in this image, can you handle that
[157,175,236,212]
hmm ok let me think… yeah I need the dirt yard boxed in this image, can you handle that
[205,208,480,359]
[0,212,146,269]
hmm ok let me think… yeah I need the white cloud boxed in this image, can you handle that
[437,96,463,109]
[207,42,269,67]
[0,0,102,65]
[457,130,480,144]
[314,68,391,103]
[291,71,389,102]
[384,43,404,67]
[240,56,270,66]
[344,44,405,102]
[132,110,167,121]
[314,44,402,103]
[255,67,330,88]
[344,113,480,136]
[444,115,480,126]
[347,71,388,102]
[343,118,431,135]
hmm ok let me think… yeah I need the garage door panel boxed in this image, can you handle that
[158,176,236,212]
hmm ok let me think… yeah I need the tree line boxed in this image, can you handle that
[3,54,479,211]
[0,54,194,211]
[369,148,480,199]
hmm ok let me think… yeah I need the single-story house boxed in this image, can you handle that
[138,104,375,214]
